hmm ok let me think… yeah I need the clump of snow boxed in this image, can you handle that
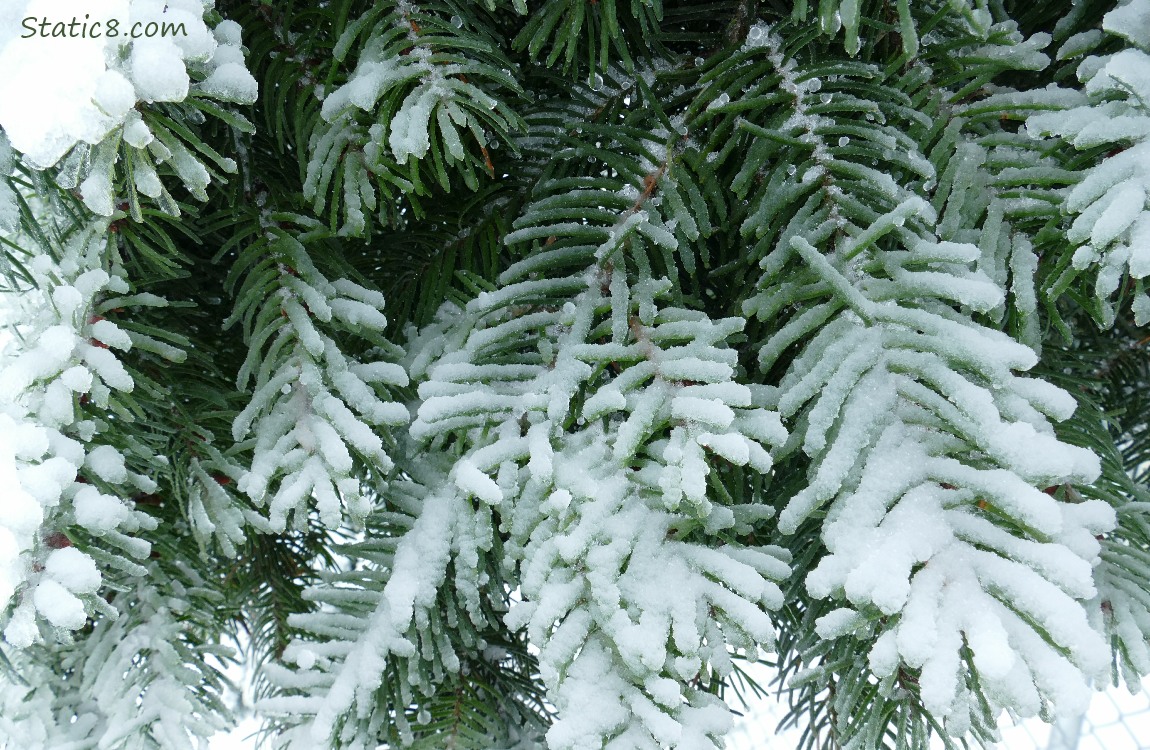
[3,602,39,647]
[194,19,257,103]
[73,485,129,533]
[44,547,101,594]
[85,445,128,484]
[198,62,258,103]
[130,38,191,103]
[1102,0,1150,48]
[389,85,442,164]
[0,0,257,213]
[32,578,87,630]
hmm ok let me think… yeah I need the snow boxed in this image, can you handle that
[130,39,191,102]
[697,432,750,465]
[79,169,115,216]
[321,58,406,117]
[232,268,406,532]
[1135,293,1150,325]
[1023,17,1150,308]
[85,444,128,484]
[671,396,735,430]
[0,325,74,392]
[32,578,87,630]
[0,225,179,653]
[328,298,388,329]
[450,457,501,503]
[0,0,256,213]
[213,18,243,46]
[0,421,51,614]
[90,319,132,350]
[390,85,442,164]
[2,10,1147,747]
[82,344,135,392]
[1103,0,1150,48]
[3,602,39,647]
[44,547,102,594]
[72,485,128,533]
[814,607,863,639]
[93,70,137,121]
[744,22,771,50]
[0,0,122,168]
[198,62,259,104]
[1091,183,1144,248]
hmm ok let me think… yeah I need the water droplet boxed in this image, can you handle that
[820,93,833,104]
[747,25,765,43]
[716,93,730,106]
[786,164,797,176]
[806,77,822,92]
[450,15,463,28]
[838,136,850,147]
[281,384,292,395]
[417,709,432,724]
[694,57,705,67]
[592,73,604,91]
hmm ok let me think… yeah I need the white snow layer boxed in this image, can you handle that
[0,0,256,176]
[0,226,158,645]
[1023,0,1150,313]
[264,256,795,750]
[231,255,408,534]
